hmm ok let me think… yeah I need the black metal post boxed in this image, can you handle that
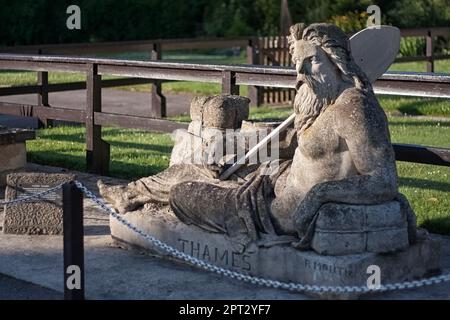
[63,181,85,300]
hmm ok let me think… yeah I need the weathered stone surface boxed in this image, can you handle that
[0,128,36,187]
[187,120,202,136]
[190,95,249,129]
[3,173,76,235]
[110,206,441,299]
[312,201,409,255]
[0,143,27,186]
[171,121,295,168]
[170,129,203,166]
[0,143,27,171]
[171,127,244,167]
[171,96,250,167]
[241,120,297,160]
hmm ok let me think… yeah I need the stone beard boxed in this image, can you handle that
[293,71,339,135]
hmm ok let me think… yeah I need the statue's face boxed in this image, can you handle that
[291,40,339,91]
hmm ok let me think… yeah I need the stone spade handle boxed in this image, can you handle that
[220,113,296,180]
[219,26,400,180]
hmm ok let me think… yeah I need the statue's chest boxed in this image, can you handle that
[298,113,341,159]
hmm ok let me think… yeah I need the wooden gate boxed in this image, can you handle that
[248,35,296,107]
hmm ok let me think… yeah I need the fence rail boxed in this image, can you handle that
[1,27,449,109]
[0,53,449,174]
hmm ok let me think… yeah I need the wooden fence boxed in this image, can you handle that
[1,27,449,111]
[249,27,450,106]
[0,53,449,175]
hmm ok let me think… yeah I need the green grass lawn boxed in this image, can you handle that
[25,113,450,236]
[388,59,450,73]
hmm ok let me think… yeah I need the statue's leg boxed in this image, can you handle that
[169,181,248,237]
[98,164,223,213]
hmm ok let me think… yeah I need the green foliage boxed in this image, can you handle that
[0,0,448,47]
[0,0,207,45]
[328,11,369,33]
[399,37,426,57]
[203,0,280,37]
[386,0,450,28]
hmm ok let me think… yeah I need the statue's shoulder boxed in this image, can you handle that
[332,87,387,133]
[333,87,381,116]
[334,87,368,109]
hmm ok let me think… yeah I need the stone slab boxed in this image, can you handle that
[3,172,76,235]
[0,127,35,145]
[0,143,27,184]
[0,128,35,187]
[110,207,441,299]
[312,201,409,255]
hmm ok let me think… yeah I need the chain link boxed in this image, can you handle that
[73,180,450,295]
[0,183,64,206]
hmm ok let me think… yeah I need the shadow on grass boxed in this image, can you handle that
[399,177,450,192]
[28,151,168,180]
[27,151,85,170]
[380,96,447,116]
[108,140,173,154]
[389,120,450,128]
[396,99,441,116]
[420,216,450,236]
[38,133,173,154]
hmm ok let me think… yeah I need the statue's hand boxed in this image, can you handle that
[293,187,324,237]
[291,188,325,250]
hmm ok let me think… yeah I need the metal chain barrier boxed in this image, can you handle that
[0,183,65,206]
[1,180,449,294]
[73,180,450,295]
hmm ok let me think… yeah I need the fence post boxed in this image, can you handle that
[247,38,262,107]
[426,30,434,73]
[86,63,110,175]
[63,181,85,300]
[150,42,166,118]
[37,48,52,128]
[221,71,239,96]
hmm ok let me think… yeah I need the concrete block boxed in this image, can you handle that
[0,143,27,186]
[3,173,76,235]
[190,95,249,129]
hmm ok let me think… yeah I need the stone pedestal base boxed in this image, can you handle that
[110,206,441,299]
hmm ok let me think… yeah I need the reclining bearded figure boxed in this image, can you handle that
[98,23,418,252]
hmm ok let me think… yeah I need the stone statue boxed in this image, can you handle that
[98,23,418,253]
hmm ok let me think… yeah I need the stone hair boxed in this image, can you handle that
[288,23,372,93]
